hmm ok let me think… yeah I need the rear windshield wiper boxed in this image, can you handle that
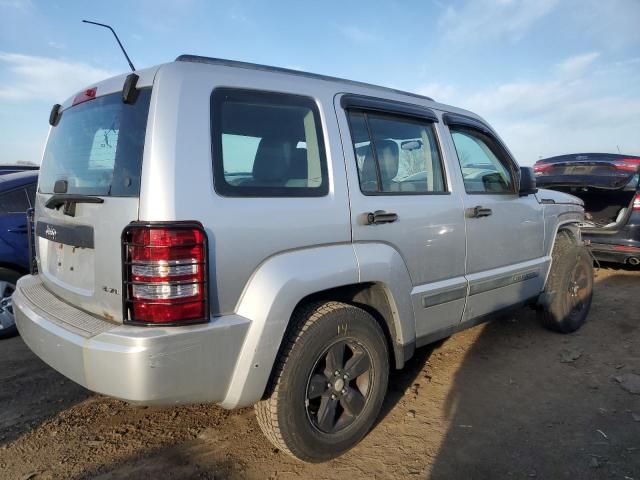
[45,194,104,217]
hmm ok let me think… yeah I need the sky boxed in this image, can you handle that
[1,0,639,166]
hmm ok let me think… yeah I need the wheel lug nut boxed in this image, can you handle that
[331,394,336,399]
[343,374,348,379]
[341,389,346,394]
[327,382,332,388]
[334,370,340,376]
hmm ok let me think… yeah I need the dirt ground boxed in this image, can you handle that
[1,265,638,480]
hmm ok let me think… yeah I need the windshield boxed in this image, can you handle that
[39,88,151,196]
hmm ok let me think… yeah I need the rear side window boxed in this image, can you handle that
[211,88,328,197]
[39,89,152,197]
[347,110,446,194]
[0,188,30,214]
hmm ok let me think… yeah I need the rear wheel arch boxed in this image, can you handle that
[287,282,404,369]
[255,300,390,461]
[222,244,414,409]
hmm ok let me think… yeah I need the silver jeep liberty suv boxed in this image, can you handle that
[14,55,593,462]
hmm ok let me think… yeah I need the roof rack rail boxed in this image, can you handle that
[175,55,434,102]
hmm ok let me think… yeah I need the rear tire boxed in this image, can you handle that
[255,301,389,462]
[0,268,22,339]
[539,235,593,333]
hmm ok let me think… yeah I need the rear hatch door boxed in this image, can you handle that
[35,80,153,323]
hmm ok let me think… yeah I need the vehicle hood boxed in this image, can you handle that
[535,188,584,206]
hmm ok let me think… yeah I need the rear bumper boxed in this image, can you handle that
[588,242,640,265]
[14,275,250,405]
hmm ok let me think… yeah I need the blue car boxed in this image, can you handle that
[0,170,38,338]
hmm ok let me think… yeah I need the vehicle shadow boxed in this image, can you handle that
[69,338,439,480]
[596,260,638,272]
[427,271,640,479]
[376,342,439,425]
[0,336,90,446]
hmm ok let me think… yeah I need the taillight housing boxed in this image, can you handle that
[533,161,552,175]
[613,158,640,172]
[633,193,640,212]
[122,222,209,326]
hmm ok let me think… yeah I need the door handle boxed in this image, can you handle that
[467,206,493,218]
[366,210,398,225]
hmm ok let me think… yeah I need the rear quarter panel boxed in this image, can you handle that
[140,62,353,316]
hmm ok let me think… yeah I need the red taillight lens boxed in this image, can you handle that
[123,223,208,325]
[533,161,552,175]
[633,194,640,212]
[613,158,640,172]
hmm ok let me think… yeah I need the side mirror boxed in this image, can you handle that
[519,166,538,196]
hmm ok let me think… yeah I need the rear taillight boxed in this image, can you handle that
[633,193,640,212]
[533,161,552,175]
[122,222,208,325]
[613,158,640,172]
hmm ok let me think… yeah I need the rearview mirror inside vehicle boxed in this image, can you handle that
[400,140,422,151]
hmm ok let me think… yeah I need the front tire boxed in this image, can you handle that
[540,235,594,333]
[255,301,389,462]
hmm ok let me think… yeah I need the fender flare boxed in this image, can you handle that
[220,244,359,408]
[219,242,416,409]
[543,211,583,287]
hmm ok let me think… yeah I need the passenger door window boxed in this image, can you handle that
[0,188,30,214]
[347,111,446,194]
[211,88,328,197]
[26,184,36,208]
[450,127,515,194]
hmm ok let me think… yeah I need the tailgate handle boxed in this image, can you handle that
[468,206,493,218]
[45,194,104,217]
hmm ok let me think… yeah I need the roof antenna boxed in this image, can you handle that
[82,20,136,71]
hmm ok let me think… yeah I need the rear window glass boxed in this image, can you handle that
[211,88,328,197]
[39,89,151,196]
